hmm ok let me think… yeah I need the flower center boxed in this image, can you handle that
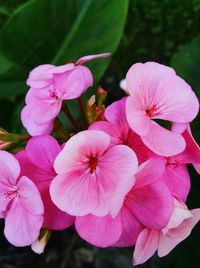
[145,105,157,117]
[89,156,98,174]
[166,157,179,168]
[49,90,59,101]
[4,188,18,200]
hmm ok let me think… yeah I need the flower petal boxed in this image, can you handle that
[133,228,160,265]
[0,151,20,184]
[142,121,186,156]
[75,214,122,247]
[76,53,110,65]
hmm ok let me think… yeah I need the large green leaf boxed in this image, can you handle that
[171,35,200,99]
[0,0,129,99]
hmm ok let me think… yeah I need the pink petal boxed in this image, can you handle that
[27,64,54,88]
[194,163,200,174]
[142,121,186,156]
[4,176,44,247]
[133,228,160,265]
[155,75,199,123]
[0,182,15,217]
[129,181,173,229]
[126,96,151,136]
[134,157,166,189]
[126,62,176,98]
[158,208,200,257]
[26,88,61,124]
[0,151,20,184]
[54,130,110,174]
[171,123,188,134]
[4,199,43,246]
[25,135,61,172]
[75,214,122,247]
[52,130,137,217]
[162,165,190,202]
[41,187,74,230]
[76,53,110,65]
[21,106,54,136]
[114,205,143,247]
[53,66,93,100]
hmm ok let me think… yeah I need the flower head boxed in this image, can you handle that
[50,130,138,217]
[0,151,44,246]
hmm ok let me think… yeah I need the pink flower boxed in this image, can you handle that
[133,199,200,265]
[16,135,74,230]
[0,151,44,246]
[75,157,173,247]
[162,128,200,201]
[50,130,138,217]
[22,53,110,135]
[125,62,199,156]
[90,98,153,164]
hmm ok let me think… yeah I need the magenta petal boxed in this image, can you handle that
[162,165,190,202]
[129,181,173,229]
[0,151,20,184]
[21,106,54,136]
[133,228,160,265]
[75,214,122,247]
[114,206,143,247]
[134,157,165,189]
[26,135,61,171]
[142,121,186,156]
[41,188,74,230]
[76,53,110,65]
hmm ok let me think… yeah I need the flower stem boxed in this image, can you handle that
[78,97,88,127]
[62,102,79,130]
[54,118,70,140]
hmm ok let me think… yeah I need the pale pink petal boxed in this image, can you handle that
[133,228,160,265]
[76,53,110,65]
[4,198,43,246]
[114,205,143,247]
[26,88,61,124]
[171,123,188,134]
[53,66,93,100]
[119,79,128,93]
[0,151,20,184]
[126,62,175,98]
[27,64,54,88]
[75,214,122,247]
[155,75,199,123]
[129,181,173,229]
[17,176,44,215]
[134,157,166,189]
[4,176,44,247]
[162,199,192,234]
[54,130,110,174]
[99,144,138,218]
[21,106,54,136]
[25,135,61,172]
[126,96,151,136]
[162,165,190,202]
[194,163,200,174]
[158,209,200,257]
[142,121,186,156]
[0,182,14,217]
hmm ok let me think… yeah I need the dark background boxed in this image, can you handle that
[0,0,200,267]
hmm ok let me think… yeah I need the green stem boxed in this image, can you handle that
[78,97,88,127]
[54,118,70,140]
[62,102,79,130]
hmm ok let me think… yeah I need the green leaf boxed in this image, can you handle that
[0,0,129,99]
[171,35,200,99]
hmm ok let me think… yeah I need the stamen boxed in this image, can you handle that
[166,157,179,168]
[146,105,157,117]
[49,90,59,101]
[89,156,98,174]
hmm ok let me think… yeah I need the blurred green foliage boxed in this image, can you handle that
[0,0,200,268]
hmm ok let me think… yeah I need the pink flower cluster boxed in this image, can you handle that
[0,54,200,265]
